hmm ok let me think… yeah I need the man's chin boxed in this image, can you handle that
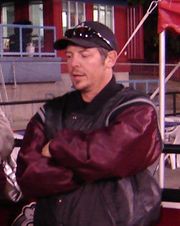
[74,86,84,91]
[72,83,86,91]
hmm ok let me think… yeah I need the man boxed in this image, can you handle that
[9,20,33,53]
[16,21,162,226]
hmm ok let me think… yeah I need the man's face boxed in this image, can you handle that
[65,45,111,100]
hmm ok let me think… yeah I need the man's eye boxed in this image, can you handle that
[81,53,90,58]
[66,54,72,59]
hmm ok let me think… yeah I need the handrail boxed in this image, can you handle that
[163,144,180,154]
[118,79,159,94]
[0,23,56,57]
[0,98,49,106]
[162,188,180,203]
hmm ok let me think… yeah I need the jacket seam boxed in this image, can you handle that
[105,97,158,127]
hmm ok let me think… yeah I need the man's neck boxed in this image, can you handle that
[81,75,113,102]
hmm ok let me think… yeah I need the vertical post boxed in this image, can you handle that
[43,0,62,54]
[12,62,17,88]
[159,31,166,188]
[172,93,176,115]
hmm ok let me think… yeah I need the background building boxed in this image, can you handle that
[0,0,179,129]
[0,0,144,63]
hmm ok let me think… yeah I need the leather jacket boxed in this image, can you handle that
[16,78,162,226]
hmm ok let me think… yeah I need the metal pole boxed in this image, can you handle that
[159,30,166,188]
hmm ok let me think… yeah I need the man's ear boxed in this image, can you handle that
[105,50,118,68]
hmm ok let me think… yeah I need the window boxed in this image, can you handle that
[1,3,15,49]
[29,2,43,27]
[62,0,86,34]
[93,4,114,31]
[1,3,14,25]
[29,1,44,49]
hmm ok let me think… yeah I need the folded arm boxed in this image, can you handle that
[48,104,162,182]
[16,114,79,198]
[16,104,162,197]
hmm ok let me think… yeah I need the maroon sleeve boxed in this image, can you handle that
[16,115,79,198]
[49,104,162,182]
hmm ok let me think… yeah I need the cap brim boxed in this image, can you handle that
[54,37,100,50]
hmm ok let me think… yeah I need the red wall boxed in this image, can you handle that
[14,1,29,22]
[86,3,93,21]
[43,0,62,52]
[114,6,128,63]
[114,6,130,72]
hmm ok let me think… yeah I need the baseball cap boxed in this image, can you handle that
[54,21,118,51]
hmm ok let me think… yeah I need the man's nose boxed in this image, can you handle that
[71,54,80,67]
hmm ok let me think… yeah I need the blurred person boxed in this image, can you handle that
[9,20,33,53]
[0,108,24,226]
[0,108,14,162]
[0,107,22,201]
[16,21,162,226]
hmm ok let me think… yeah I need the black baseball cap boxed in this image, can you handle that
[54,21,118,51]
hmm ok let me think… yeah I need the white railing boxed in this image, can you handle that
[0,23,56,57]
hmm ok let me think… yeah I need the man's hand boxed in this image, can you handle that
[42,142,51,158]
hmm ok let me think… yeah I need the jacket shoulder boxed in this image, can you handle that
[44,90,77,109]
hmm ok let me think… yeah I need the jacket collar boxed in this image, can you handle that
[79,76,124,113]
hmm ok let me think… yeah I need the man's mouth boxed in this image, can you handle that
[72,73,84,77]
